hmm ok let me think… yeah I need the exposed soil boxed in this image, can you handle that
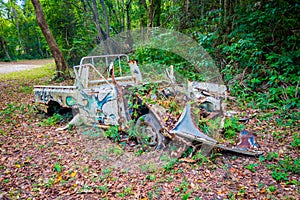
[0,59,54,74]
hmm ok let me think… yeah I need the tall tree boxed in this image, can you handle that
[100,0,109,37]
[10,0,25,54]
[138,0,147,28]
[150,0,161,27]
[90,0,107,43]
[31,0,69,79]
[0,36,12,61]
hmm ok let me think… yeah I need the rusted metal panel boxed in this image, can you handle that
[170,103,217,143]
[34,86,77,107]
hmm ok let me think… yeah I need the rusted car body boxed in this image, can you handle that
[34,54,262,156]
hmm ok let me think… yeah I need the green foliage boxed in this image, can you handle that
[0,103,36,124]
[1,0,298,114]
[182,191,192,200]
[192,151,209,166]
[146,174,156,181]
[280,157,300,174]
[259,155,266,163]
[0,1,96,63]
[0,103,20,117]
[0,129,7,136]
[42,0,96,65]
[197,116,222,138]
[0,1,48,60]
[271,170,289,181]
[161,154,178,171]
[38,113,63,126]
[140,163,157,173]
[123,185,133,196]
[133,48,203,81]
[245,163,258,172]
[266,152,279,161]
[291,133,300,148]
[18,85,33,94]
[267,185,277,193]
[128,82,160,105]
[107,145,123,156]
[104,126,120,142]
[98,184,109,194]
[267,156,299,182]
[194,0,299,112]
[53,162,62,173]
[174,180,189,193]
[223,117,245,139]
[78,185,93,194]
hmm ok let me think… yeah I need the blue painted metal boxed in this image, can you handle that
[171,103,217,143]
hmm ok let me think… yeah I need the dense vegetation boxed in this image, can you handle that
[1,0,299,111]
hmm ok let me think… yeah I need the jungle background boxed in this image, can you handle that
[0,0,299,199]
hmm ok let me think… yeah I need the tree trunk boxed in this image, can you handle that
[91,0,107,43]
[10,0,25,55]
[0,36,12,61]
[100,0,110,37]
[139,0,148,27]
[149,0,154,27]
[155,0,161,26]
[201,0,204,19]
[148,0,161,27]
[126,0,132,31]
[106,0,121,33]
[126,0,133,48]
[31,0,69,79]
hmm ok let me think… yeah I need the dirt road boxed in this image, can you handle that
[0,59,54,74]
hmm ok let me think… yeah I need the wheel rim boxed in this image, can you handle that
[139,122,158,146]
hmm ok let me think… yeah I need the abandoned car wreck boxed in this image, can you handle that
[34,54,263,157]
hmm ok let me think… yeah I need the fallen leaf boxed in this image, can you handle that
[229,167,236,173]
[260,188,266,194]
[180,158,196,163]
[71,171,77,178]
[54,173,63,184]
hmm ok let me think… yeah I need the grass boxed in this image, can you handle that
[0,63,55,81]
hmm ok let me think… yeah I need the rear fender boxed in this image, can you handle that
[170,103,217,144]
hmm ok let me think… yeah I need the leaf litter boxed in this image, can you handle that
[0,78,299,199]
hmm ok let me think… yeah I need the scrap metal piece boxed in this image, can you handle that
[135,113,165,150]
[165,65,176,84]
[238,117,250,123]
[110,62,131,129]
[128,60,142,84]
[215,143,263,156]
[189,82,227,97]
[34,85,77,108]
[171,103,217,143]
[237,130,258,149]
[170,103,263,156]
[189,82,227,112]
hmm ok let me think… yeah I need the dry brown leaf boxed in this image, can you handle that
[179,158,196,163]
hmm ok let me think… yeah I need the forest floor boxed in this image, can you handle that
[0,62,299,199]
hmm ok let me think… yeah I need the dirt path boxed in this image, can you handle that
[0,58,54,74]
